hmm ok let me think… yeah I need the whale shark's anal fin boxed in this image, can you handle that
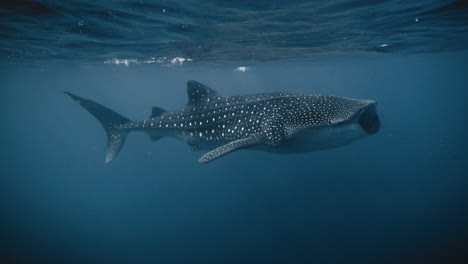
[199,135,262,163]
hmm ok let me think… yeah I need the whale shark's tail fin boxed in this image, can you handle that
[65,92,131,163]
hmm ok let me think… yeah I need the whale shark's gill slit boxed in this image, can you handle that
[65,92,132,163]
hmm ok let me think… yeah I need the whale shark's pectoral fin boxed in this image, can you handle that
[199,135,263,163]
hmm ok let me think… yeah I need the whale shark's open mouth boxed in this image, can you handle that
[358,104,380,134]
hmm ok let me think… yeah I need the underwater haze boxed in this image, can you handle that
[1,1,468,264]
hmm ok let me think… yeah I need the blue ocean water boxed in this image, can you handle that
[1,1,468,264]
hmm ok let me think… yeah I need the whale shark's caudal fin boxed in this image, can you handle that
[65,92,131,163]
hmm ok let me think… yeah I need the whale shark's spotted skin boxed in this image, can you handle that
[66,81,380,163]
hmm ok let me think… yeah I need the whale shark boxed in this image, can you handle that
[66,81,380,163]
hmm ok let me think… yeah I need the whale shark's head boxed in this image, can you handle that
[321,98,380,136]
[277,96,380,152]
[355,101,380,135]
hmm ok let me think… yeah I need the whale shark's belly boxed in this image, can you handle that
[252,123,368,154]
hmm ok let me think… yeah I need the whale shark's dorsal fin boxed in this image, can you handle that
[187,80,220,105]
[150,106,167,118]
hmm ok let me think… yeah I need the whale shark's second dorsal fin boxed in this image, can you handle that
[187,80,220,105]
[150,106,167,118]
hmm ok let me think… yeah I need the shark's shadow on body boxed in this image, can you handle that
[66,80,380,164]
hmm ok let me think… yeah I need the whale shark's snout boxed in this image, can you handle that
[358,102,380,134]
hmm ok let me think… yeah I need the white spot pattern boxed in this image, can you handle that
[111,81,375,163]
